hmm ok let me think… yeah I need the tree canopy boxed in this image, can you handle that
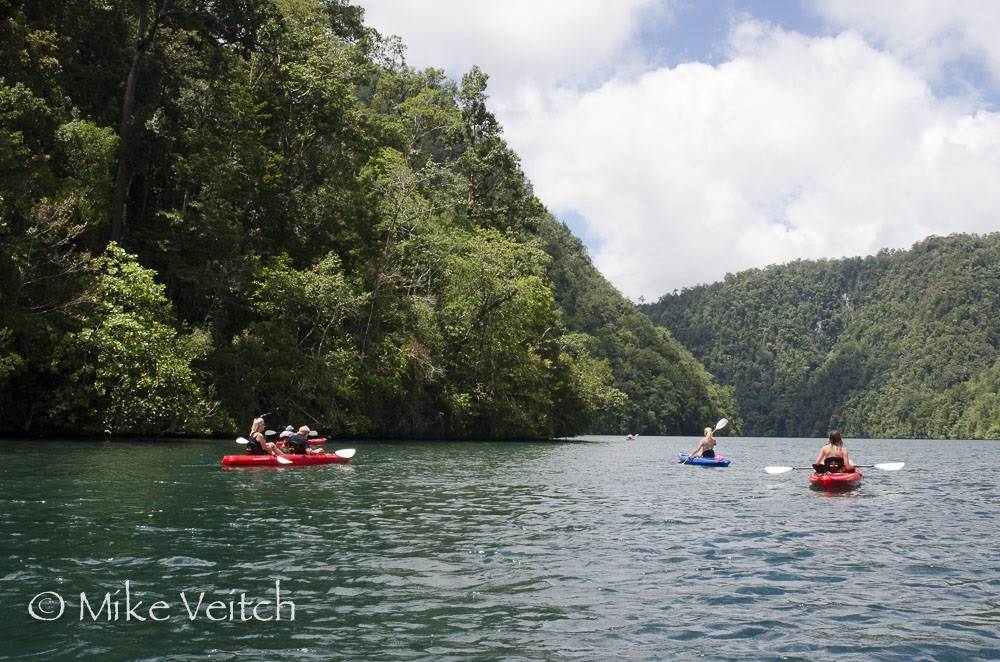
[644,234,1000,439]
[0,0,736,437]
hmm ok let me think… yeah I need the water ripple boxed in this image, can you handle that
[0,437,998,660]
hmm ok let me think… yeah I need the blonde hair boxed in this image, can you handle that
[704,427,714,438]
[298,425,310,435]
[250,417,265,435]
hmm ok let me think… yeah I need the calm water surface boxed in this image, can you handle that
[0,437,998,660]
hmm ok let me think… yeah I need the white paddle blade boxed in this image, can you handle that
[265,430,277,436]
[274,455,292,465]
[765,466,794,474]
[334,448,356,459]
[714,418,728,431]
[308,430,318,437]
[874,462,905,471]
[235,437,250,444]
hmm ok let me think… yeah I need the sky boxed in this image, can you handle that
[356,0,1000,300]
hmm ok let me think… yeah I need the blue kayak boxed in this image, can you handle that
[677,453,731,467]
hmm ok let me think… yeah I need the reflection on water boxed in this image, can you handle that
[0,437,998,660]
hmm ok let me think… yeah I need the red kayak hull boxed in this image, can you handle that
[276,437,326,450]
[809,470,862,491]
[222,452,348,467]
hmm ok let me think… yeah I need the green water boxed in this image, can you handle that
[1,437,998,660]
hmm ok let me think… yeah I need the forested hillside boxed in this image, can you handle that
[0,0,736,437]
[643,234,1000,439]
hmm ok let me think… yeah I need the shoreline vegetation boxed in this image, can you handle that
[0,0,736,440]
[643,233,1000,440]
[4,2,995,441]
[0,432,994,442]
[0,433,584,443]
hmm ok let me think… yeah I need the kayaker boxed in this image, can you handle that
[245,417,277,456]
[687,427,717,458]
[283,425,319,455]
[813,430,854,473]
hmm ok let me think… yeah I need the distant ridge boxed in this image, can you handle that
[642,233,1000,439]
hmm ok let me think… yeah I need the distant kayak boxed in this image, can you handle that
[809,470,862,491]
[677,453,731,467]
[222,452,349,468]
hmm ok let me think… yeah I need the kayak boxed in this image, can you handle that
[273,436,326,445]
[276,437,326,449]
[809,470,862,491]
[677,453,731,467]
[222,452,349,468]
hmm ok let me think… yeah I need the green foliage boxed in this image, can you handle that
[224,252,361,430]
[54,119,117,225]
[950,359,1000,439]
[558,332,628,430]
[435,229,562,437]
[0,78,55,220]
[456,66,544,234]
[46,244,214,434]
[539,218,740,434]
[0,0,739,438]
[645,234,1000,439]
[0,328,23,384]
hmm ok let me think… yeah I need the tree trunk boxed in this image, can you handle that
[110,0,172,244]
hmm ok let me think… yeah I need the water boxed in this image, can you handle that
[0,437,998,661]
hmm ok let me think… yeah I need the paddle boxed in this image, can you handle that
[681,418,728,465]
[854,463,905,470]
[765,462,904,475]
[333,448,356,459]
[235,437,292,464]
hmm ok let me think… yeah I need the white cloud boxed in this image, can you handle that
[815,0,1000,84]
[358,0,664,100]
[506,23,1000,297]
[356,3,1000,300]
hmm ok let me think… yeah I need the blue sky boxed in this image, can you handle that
[637,1,826,68]
[358,1,1000,299]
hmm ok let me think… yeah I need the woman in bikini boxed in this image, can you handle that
[813,430,855,473]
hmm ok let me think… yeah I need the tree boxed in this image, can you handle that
[46,244,214,434]
[110,0,173,242]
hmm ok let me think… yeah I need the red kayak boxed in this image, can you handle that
[276,437,326,450]
[809,470,862,491]
[222,452,349,468]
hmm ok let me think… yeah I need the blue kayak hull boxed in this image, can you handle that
[677,453,731,467]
